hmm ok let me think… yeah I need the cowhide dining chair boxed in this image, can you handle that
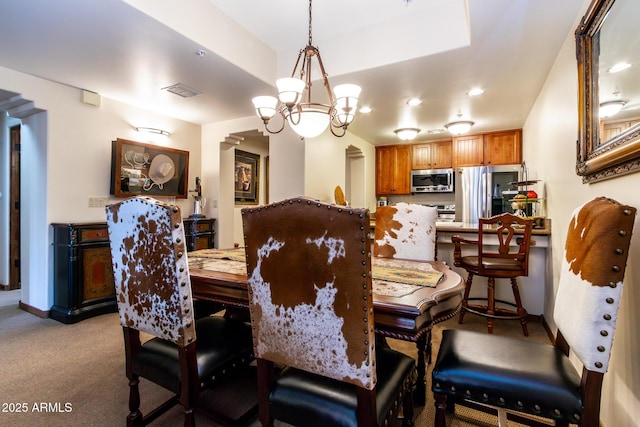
[106,196,256,427]
[242,197,417,427]
[432,197,636,427]
[374,202,438,261]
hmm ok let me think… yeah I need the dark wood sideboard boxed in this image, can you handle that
[50,218,216,324]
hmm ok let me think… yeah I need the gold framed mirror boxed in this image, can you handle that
[576,0,640,183]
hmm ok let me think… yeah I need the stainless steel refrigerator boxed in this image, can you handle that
[455,165,521,224]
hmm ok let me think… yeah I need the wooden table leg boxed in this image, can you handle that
[414,334,427,405]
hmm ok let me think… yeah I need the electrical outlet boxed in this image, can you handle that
[88,197,109,208]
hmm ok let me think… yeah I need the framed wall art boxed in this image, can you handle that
[110,138,189,198]
[234,150,259,205]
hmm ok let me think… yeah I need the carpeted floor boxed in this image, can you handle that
[0,289,554,426]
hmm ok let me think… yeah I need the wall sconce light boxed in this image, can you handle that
[599,100,627,118]
[135,127,171,136]
[394,128,421,141]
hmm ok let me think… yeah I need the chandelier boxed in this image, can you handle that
[252,0,361,138]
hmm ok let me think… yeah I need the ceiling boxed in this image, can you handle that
[0,0,586,145]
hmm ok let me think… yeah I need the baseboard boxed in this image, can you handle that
[1,283,10,291]
[18,300,49,319]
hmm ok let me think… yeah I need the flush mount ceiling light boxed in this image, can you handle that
[252,0,360,138]
[467,88,484,97]
[444,119,474,135]
[406,97,422,106]
[394,128,421,141]
[599,100,627,118]
[135,127,170,136]
[607,63,631,73]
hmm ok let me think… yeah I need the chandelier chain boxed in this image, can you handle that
[308,0,313,46]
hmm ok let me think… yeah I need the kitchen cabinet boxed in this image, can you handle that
[452,129,522,167]
[411,140,452,169]
[600,117,640,142]
[485,129,522,165]
[452,134,484,167]
[183,218,216,251]
[50,222,116,324]
[376,145,411,195]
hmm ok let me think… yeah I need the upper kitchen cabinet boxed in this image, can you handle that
[484,129,522,166]
[411,140,452,170]
[600,117,640,142]
[376,145,411,195]
[452,134,484,167]
[452,129,522,167]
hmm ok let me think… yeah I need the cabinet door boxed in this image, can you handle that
[411,144,431,170]
[452,135,484,167]
[376,146,397,194]
[411,140,452,169]
[376,145,411,195]
[601,117,640,141]
[485,129,522,165]
[431,140,452,168]
[393,145,411,194]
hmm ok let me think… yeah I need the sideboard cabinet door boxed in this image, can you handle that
[50,222,116,324]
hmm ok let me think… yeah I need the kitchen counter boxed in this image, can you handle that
[369,218,552,236]
[370,217,552,316]
[434,219,551,236]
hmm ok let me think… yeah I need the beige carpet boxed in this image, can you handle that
[0,289,554,426]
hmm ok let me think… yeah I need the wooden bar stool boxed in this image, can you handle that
[452,212,533,336]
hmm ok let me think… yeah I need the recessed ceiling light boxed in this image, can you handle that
[467,88,484,96]
[406,98,422,106]
[359,106,372,114]
[608,63,631,73]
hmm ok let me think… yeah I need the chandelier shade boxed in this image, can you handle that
[251,0,360,138]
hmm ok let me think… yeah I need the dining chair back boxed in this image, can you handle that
[432,197,636,427]
[242,197,416,427]
[106,196,255,427]
[374,202,437,261]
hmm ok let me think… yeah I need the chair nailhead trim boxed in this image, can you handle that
[600,330,608,336]
[619,230,627,236]
[606,297,614,304]
[595,362,603,368]
[499,398,505,404]
[604,314,612,320]
[534,404,541,412]
[517,401,523,407]
[597,345,605,352]
[554,409,561,416]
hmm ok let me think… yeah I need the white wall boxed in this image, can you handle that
[0,66,201,312]
[524,0,640,424]
[304,131,376,210]
[202,117,306,249]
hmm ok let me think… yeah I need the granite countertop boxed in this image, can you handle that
[369,218,551,236]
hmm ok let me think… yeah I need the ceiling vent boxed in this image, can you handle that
[162,83,201,98]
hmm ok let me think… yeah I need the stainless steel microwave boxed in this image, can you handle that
[410,168,454,193]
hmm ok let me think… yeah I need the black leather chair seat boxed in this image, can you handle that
[460,256,523,271]
[432,329,582,423]
[269,346,416,427]
[135,316,254,393]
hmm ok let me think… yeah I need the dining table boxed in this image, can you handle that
[187,247,464,405]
